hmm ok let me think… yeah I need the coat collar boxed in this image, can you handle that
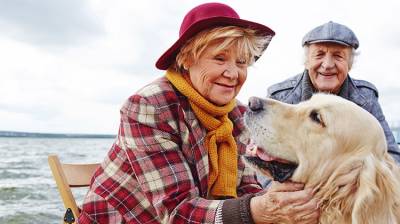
[299,70,368,107]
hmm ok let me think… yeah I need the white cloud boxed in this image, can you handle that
[0,0,103,46]
[0,0,399,134]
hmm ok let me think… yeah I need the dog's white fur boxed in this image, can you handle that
[245,93,400,224]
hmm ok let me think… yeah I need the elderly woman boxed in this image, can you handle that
[268,21,400,163]
[78,3,319,224]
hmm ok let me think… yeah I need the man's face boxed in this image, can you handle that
[305,43,352,94]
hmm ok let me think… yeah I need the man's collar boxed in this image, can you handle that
[301,70,366,106]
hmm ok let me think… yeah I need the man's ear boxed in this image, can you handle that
[304,57,310,69]
[303,47,310,68]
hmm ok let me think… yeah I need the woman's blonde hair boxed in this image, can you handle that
[173,26,272,73]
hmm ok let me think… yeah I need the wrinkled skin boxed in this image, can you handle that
[251,182,320,224]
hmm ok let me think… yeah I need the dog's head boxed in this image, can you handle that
[244,93,387,183]
[244,93,400,223]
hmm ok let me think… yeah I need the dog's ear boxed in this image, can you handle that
[352,153,400,224]
[313,159,363,223]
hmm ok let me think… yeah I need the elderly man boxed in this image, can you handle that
[268,21,400,163]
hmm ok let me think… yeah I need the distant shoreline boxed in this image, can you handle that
[0,131,116,139]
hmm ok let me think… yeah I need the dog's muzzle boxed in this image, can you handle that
[245,156,298,182]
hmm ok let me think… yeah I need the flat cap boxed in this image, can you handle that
[302,21,359,49]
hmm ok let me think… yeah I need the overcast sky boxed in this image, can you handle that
[0,0,399,134]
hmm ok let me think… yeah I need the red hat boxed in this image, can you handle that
[155,2,275,70]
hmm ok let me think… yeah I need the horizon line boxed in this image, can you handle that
[0,130,116,138]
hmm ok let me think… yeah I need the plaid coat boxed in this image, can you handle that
[78,76,262,224]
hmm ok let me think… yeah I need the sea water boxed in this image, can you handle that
[0,137,114,224]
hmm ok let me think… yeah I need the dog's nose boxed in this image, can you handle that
[248,97,264,112]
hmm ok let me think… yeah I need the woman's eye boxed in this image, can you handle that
[214,55,225,61]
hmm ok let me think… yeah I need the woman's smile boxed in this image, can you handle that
[214,82,236,89]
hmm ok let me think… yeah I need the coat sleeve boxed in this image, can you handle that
[367,96,400,163]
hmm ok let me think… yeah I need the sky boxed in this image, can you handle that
[0,0,399,134]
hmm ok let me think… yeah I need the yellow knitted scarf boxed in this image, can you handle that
[166,70,238,198]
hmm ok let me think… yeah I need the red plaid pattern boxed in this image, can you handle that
[78,76,262,223]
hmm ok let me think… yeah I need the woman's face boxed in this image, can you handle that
[187,41,248,106]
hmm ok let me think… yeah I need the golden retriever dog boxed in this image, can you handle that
[244,93,400,224]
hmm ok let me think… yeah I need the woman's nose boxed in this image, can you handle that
[223,63,239,79]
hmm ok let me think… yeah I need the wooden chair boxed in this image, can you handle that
[48,154,100,224]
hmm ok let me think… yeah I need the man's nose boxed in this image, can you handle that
[321,56,335,69]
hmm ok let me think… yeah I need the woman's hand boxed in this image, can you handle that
[250,181,320,224]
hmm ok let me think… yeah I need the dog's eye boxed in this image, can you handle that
[309,110,325,127]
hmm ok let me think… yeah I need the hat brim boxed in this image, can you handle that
[305,39,352,47]
[156,16,275,70]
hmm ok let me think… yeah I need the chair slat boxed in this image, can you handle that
[48,154,100,224]
[62,163,99,187]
